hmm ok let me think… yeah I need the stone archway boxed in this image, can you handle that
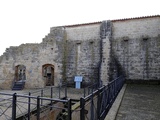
[42,64,54,86]
[15,65,26,81]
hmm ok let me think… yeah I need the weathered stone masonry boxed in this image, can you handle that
[100,21,112,84]
[112,16,160,80]
[65,24,102,86]
[0,15,159,89]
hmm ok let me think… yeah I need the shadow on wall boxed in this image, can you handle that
[110,56,124,81]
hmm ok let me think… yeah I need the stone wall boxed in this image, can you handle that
[65,24,102,86]
[66,24,101,40]
[0,23,109,89]
[112,16,160,80]
[0,16,159,89]
[113,17,160,39]
[0,27,65,89]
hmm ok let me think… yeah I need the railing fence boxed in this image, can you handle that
[79,75,125,120]
[0,75,125,120]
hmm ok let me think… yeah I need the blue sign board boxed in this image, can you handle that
[74,76,83,82]
[74,76,83,89]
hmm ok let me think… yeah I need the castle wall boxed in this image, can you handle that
[0,16,159,89]
[66,24,101,40]
[0,27,65,89]
[113,17,160,39]
[65,24,102,86]
[112,17,160,80]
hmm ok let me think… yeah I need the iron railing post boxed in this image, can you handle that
[28,92,31,120]
[68,99,72,120]
[65,84,67,98]
[12,93,17,120]
[50,87,53,110]
[90,93,94,120]
[41,90,43,105]
[80,98,85,120]
[84,87,86,97]
[115,78,117,96]
[37,96,40,120]
[97,88,101,119]
[111,82,114,100]
[107,83,110,104]
[88,87,90,95]
[113,83,115,100]
[51,87,53,98]
[59,85,61,99]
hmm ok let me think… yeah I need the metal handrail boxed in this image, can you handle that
[80,75,125,120]
[0,75,125,120]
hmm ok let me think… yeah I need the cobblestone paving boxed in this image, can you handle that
[116,84,160,120]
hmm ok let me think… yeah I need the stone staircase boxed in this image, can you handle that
[12,80,25,90]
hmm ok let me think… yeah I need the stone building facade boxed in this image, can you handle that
[0,15,159,89]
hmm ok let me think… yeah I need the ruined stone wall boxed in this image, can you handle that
[41,27,65,86]
[112,17,160,80]
[1,16,159,89]
[0,44,43,89]
[65,24,102,86]
[0,27,65,89]
[0,23,107,89]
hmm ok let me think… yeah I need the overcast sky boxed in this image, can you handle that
[0,0,159,55]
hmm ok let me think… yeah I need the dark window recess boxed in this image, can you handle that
[143,38,148,41]
[90,41,94,44]
[123,36,129,41]
[124,39,128,42]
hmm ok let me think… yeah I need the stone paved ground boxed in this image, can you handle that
[116,84,160,120]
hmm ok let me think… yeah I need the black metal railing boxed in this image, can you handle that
[0,92,71,120]
[79,75,125,120]
[0,75,125,120]
[83,82,100,98]
[0,85,68,120]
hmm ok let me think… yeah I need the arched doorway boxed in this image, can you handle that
[42,64,54,86]
[15,65,26,81]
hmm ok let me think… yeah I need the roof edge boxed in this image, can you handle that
[111,15,160,22]
[52,15,160,28]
